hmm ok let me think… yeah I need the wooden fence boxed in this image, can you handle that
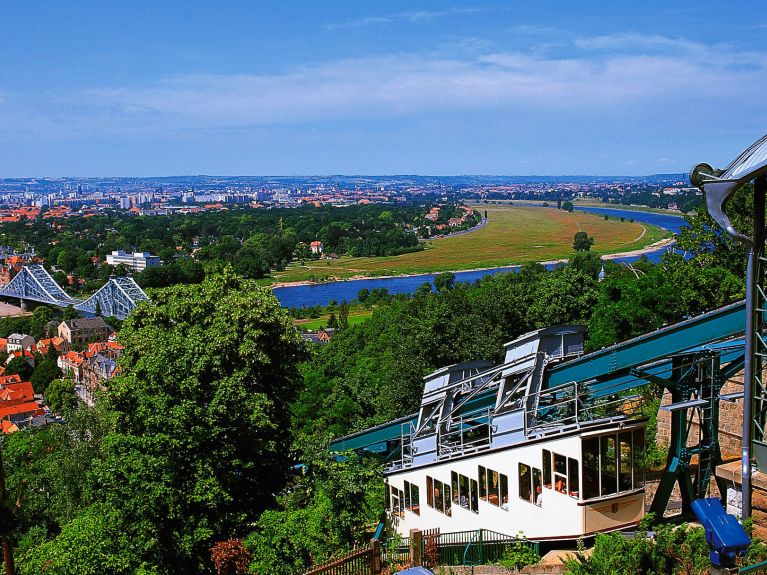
[299,540,382,575]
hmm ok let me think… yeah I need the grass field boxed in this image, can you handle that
[508,199,688,215]
[293,312,373,330]
[273,204,670,284]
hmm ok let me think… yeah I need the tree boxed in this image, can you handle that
[31,359,62,394]
[434,272,456,293]
[62,306,80,320]
[29,306,53,339]
[338,301,349,330]
[570,251,602,279]
[572,231,594,252]
[60,270,306,573]
[5,356,33,381]
[562,201,574,212]
[44,378,78,414]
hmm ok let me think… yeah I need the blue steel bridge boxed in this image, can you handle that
[0,264,149,320]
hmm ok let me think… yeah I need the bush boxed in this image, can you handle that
[496,538,540,570]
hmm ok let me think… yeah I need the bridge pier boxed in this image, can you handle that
[19,299,27,311]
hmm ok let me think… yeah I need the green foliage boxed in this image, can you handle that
[434,272,456,293]
[31,359,62,394]
[569,251,602,279]
[0,316,32,339]
[45,377,78,414]
[573,231,594,251]
[563,517,711,575]
[6,356,34,380]
[495,538,541,570]
[13,271,308,575]
[246,445,383,575]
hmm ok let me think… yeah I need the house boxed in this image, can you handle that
[58,317,113,345]
[310,241,324,255]
[78,353,120,406]
[36,337,69,355]
[317,328,336,343]
[58,351,85,382]
[5,350,35,369]
[0,379,45,433]
[7,333,35,352]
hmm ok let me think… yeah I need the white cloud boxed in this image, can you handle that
[3,33,767,140]
[325,8,489,30]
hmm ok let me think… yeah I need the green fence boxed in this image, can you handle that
[384,528,538,568]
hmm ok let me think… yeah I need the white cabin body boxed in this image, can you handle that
[383,325,647,541]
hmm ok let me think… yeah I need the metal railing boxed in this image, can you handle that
[298,540,381,575]
[526,379,645,436]
[438,407,494,457]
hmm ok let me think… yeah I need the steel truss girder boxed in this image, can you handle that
[76,277,149,320]
[0,264,78,305]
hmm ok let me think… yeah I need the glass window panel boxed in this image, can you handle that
[435,480,444,513]
[500,474,509,508]
[404,481,411,509]
[451,471,459,504]
[543,449,552,488]
[470,479,479,513]
[582,437,600,500]
[619,431,632,492]
[489,469,500,506]
[533,468,542,506]
[444,484,452,516]
[554,453,567,475]
[427,476,434,507]
[554,473,567,494]
[479,466,487,501]
[568,458,579,499]
[518,463,532,502]
[633,428,646,488]
[459,475,469,508]
[601,435,617,496]
[411,483,420,515]
[399,489,405,514]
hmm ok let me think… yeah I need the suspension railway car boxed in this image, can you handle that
[381,326,647,540]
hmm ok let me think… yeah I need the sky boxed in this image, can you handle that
[1,1,766,177]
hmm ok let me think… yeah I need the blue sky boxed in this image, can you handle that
[1,1,766,177]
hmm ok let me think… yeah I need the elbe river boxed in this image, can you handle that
[274,206,687,309]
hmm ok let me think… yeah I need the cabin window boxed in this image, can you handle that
[582,437,600,499]
[390,485,404,517]
[410,482,420,515]
[470,479,479,513]
[619,431,632,491]
[519,463,532,502]
[568,458,579,498]
[500,473,509,508]
[543,449,552,488]
[427,476,451,516]
[633,428,646,488]
[601,435,617,496]
[532,468,542,506]
[582,429,645,501]
[452,471,459,505]
[479,465,487,501]
[553,452,568,494]
[405,481,411,509]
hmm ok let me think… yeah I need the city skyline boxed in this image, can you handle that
[1,1,766,177]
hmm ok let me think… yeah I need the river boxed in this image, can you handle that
[273,206,687,308]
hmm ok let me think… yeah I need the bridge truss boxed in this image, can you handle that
[0,264,149,320]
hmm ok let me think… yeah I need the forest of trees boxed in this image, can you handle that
[0,184,763,574]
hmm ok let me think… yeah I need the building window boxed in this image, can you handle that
[390,485,404,517]
[454,472,478,513]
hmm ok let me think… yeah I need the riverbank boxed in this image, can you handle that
[271,236,677,289]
